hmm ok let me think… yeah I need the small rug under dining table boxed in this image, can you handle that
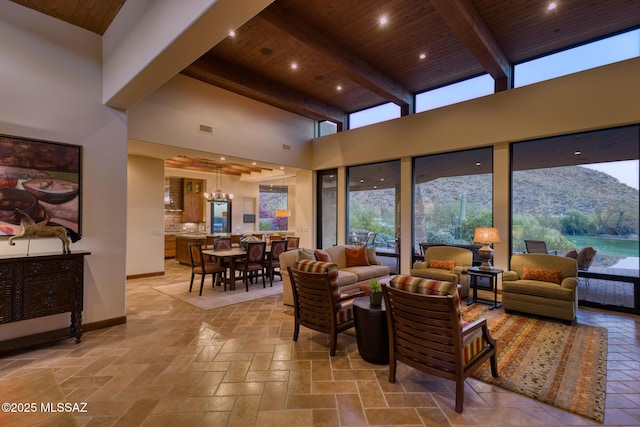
[463,304,608,422]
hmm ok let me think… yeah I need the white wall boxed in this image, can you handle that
[127,156,165,276]
[128,75,315,169]
[0,2,127,340]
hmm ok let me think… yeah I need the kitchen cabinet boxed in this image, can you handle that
[175,235,206,265]
[182,178,204,223]
[164,235,176,259]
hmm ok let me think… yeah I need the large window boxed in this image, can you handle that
[413,148,494,257]
[317,169,337,249]
[258,184,288,231]
[347,161,400,250]
[515,28,640,88]
[349,102,401,129]
[318,121,338,137]
[512,126,639,310]
[415,74,494,113]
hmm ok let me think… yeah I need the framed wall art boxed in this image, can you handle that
[0,134,82,237]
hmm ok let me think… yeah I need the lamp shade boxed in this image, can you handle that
[473,227,500,244]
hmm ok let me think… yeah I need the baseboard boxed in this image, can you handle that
[127,271,164,280]
[83,316,127,332]
[0,316,126,356]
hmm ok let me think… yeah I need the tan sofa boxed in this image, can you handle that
[410,246,473,298]
[280,245,391,306]
[502,253,579,323]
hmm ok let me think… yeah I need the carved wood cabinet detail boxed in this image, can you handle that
[0,251,90,343]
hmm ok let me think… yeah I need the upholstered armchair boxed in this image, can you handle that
[410,246,473,297]
[502,253,578,323]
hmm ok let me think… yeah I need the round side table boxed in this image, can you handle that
[353,297,389,364]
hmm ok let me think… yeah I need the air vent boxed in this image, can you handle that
[282,144,291,151]
[199,124,213,134]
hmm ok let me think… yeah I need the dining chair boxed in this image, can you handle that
[213,237,232,250]
[286,236,300,249]
[230,234,243,247]
[188,243,227,294]
[239,241,267,291]
[212,237,233,275]
[265,239,288,286]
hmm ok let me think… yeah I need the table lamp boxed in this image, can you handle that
[473,227,500,270]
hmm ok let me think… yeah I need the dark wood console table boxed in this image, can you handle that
[0,250,90,344]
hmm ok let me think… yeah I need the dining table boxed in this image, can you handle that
[203,246,272,291]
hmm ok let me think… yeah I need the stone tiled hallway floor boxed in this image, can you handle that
[1,260,639,426]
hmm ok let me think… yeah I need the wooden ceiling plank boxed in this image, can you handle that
[183,59,347,125]
[257,4,414,111]
[431,0,512,90]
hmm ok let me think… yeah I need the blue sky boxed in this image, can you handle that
[583,161,639,190]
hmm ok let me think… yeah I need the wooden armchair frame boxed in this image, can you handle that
[383,285,497,413]
[288,264,364,356]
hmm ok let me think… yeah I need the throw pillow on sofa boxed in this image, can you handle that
[314,249,332,262]
[429,260,456,271]
[345,246,369,267]
[522,267,562,284]
[297,248,315,261]
[365,246,379,265]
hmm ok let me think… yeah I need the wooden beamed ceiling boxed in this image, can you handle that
[164,156,268,176]
[183,0,640,129]
[13,0,640,133]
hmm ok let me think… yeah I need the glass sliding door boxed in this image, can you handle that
[347,160,400,266]
[413,148,494,262]
[512,125,639,312]
[317,169,337,249]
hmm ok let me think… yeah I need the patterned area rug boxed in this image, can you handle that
[464,304,608,422]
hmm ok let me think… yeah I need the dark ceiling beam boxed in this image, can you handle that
[431,0,512,91]
[182,59,347,126]
[257,4,414,114]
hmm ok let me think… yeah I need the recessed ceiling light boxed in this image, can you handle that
[280,166,284,170]
[476,162,482,166]
[420,53,427,60]
[574,150,582,155]
[360,179,364,183]
[252,162,256,165]
[548,2,557,11]
[380,178,384,181]
[220,157,225,161]
[291,63,298,70]
[379,16,388,25]
[337,85,342,91]
[229,30,236,37]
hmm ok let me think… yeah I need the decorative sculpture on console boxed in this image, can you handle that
[7,209,79,254]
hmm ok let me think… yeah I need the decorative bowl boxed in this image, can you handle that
[22,178,79,204]
[0,188,38,223]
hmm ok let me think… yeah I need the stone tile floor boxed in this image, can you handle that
[0,260,639,426]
